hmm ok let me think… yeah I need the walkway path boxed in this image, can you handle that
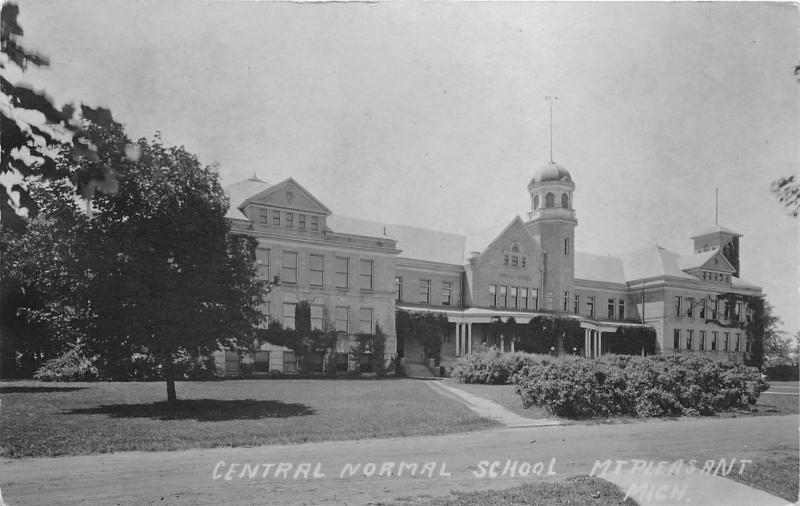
[2,414,794,505]
[425,380,561,427]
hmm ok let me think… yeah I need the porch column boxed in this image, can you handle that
[584,329,590,357]
[500,334,505,352]
[598,331,603,357]
[511,339,515,352]
[455,323,461,357]
[467,322,472,355]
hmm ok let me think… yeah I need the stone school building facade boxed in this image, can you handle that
[214,162,762,376]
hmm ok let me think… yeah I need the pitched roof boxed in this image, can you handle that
[619,246,697,281]
[326,215,466,265]
[690,224,742,238]
[574,252,626,284]
[676,250,718,271]
[224,177,271,220]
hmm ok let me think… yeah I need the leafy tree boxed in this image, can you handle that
[1,3,111,228]
[745,297,781,370]
[771,176,799,218]
[517,316,583,355]
[395,310,448,363]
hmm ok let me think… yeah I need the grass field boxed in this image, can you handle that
[442,380,550,419]
[0,378,496,458]
[727,445,799,502]
[385,475,637,505]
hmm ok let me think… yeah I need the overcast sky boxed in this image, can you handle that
[15,1,800,334]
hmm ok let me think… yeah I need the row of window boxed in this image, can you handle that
[672,329,749,352]
[532,192,570,210]
[674,296,748,322]
[257,208,320,232]
[268,302,374,334]
[256,249,374,290]
[701,271,731,283]
[395,277,453,305]
[489,285,540,310]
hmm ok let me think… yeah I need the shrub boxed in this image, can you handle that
[512,354,768,419]
[765,363,799,381]
[451,351,550,384]
[34,346,98,381]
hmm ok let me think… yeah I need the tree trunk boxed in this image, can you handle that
[164,361,177,404]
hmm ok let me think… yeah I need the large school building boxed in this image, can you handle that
[215,161,762,375]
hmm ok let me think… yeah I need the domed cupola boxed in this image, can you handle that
[527,161,576,223]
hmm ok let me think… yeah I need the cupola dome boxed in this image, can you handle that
[529,162,572,186]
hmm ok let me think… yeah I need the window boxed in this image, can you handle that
[561,193,569,208]
[607,298,615,319]
[335,257,349,288]
[500,286,508,307]
[504,254,509,266]
[283,351,297,374]
[521,257,526,268]
[510,286,518,308]
[254,350,270,372]
[735,301,742,322]
[564,237,569,255]
[699,299,706,319]
[711,331,718,351]
[618,300,625,320]
[442,282,453,306]
[310,304,324,331]
[335,306,349,333]
[259,208,268,224]
[286,212,294,228]
[359,308,373,334]
[511,256,519,267]
[256,248,270,279]
[687,297,694,318]
[723,332,730,351]
[311,215,319,231]
[573,294,580,314]
[530,288,539,310]
[309,254,324,286]
[282,251,298,284]
[359,259,373,290]
[711,298,718,319]
[520,288,528,309]
[723,300,730,320]
[272,210,281,227]
[395,276,402,302]
[545,192,555,208]
[283,302,297,330]
[746,305,752,323]
[533,195,540,209]
[673,329,681,350]
[687,330,694,350]
[699,330,706,350]
[674,296,682,317]
[546,291,554,310]
[735,333,741,352]
[586,296,594,317]
[420,279,431,304]
[745,334,751,353]
[562,291,569,311]
[489,285,497,307]
[299,214,306,231]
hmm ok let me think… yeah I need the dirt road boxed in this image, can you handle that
[1,414,796,505]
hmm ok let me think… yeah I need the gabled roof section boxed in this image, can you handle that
[690,224,742,239]
[326,215,466,265]
[677,249,735,273]
[242,177,332,216]
[224,177,271,220]
[620,246,697,282]
[575,252,626,284]
[467,216,539,262]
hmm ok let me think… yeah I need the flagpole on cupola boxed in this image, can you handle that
[715,187,719,225]
[545,96,558,163]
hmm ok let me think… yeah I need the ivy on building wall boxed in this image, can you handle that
[515,316,583,355]
[395,310,449,362]
[351,324,388,376]
[604,326,657,355]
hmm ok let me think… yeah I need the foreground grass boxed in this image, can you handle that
[726,445,799,502]
[444,380,550,420]
[385,475,637,505]
[0,379,496,458]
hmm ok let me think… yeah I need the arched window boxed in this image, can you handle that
[545,192,555,208]
[533,195,540,210]
[564,237,570,255]
[561,193,569,208]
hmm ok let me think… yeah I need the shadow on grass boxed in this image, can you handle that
[1,386,88,394]
[67,399,315,421]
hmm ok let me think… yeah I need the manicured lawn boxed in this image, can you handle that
[443,380,551,420]
[0,378,496,458]
[726,445,799,502]
[756,391,799,415]
[384,475,637,505]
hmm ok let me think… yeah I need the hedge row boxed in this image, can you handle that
[450,351,551,384]
[512,354,768,418]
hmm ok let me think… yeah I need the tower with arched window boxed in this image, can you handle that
[526,161,577,311]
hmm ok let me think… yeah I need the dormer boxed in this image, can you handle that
[240,178,332,234]
[678,248,736,285]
